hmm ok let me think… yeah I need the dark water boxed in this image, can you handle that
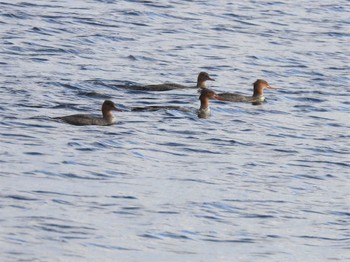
[1,0,349,261]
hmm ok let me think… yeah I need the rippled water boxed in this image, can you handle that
[1,0,349,261]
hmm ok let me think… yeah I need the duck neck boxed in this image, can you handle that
[253,86,263,97]
[197,81,207,89]
[103,110,113,119]
[200,97,210,111]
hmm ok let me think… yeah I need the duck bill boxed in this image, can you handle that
[267,85,277,90]
[208,77,215,81]
[113,106,123,112]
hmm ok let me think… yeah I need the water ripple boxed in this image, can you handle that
[0,0,349,261]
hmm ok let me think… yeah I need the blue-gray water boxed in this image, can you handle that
[1,0,349,261]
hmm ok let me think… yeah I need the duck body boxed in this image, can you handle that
[56,114,116,126]
[217,93,265,103]
[218,79,275,104]
[131,105,190,112]
[197,107,211,119]
[55,100,119,126]
[128,83,189,92]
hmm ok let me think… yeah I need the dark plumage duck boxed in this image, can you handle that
[218,79,276,103]
[125,72,215,91]
[54,100,120,126]
[131,88,222,119]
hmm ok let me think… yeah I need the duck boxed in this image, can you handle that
[131,88,221,118]
[123,72,215,91]
[54,100,120,126]
[197,88,222,118]
[218,79,277,103]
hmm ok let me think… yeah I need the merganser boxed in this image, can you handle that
[54,100,120,126]
[197,88,222,118]
[131,88,221,118]
[218,79,277,103]
[124,72,215,91]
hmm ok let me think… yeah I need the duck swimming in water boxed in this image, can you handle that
[132,88,221,118]
[197,88,222,118]
[123,72,215,91]
[218,79,277,103]
[54,100,120,126]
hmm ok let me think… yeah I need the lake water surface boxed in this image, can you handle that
[0,0,349,261]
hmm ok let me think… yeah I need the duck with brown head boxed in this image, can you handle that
[54,100,121,126]
[218,79,277,104]
[197,88,223,118]
[132,88,221,118]
[123,72,215,91]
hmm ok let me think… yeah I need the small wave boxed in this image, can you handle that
[110,195,137,200]
[84,243,134,251]
[293,174,325,180]
[4,195,38,201]
[140,231,192,240]
[202,238,255,243]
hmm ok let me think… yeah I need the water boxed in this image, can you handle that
[1,0,349,261]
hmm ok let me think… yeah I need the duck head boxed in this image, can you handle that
[102,100,121,118]
[197,72,215,89]
[253,79,277,97]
